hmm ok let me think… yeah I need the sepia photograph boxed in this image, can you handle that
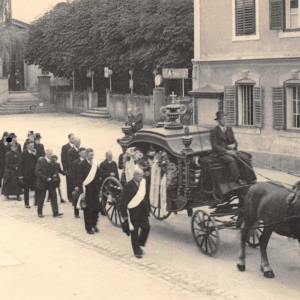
[0,0,300,299]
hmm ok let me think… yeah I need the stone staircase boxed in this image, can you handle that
[81,107,111,119]
[0,92,60,115]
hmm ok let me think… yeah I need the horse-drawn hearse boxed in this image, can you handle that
[100,102,260,256]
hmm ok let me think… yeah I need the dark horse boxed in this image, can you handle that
[237,181,300,278]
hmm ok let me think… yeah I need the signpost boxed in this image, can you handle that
[162,68,188,97]
[104,67,109,78]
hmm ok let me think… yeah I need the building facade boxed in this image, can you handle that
[191,0,300,171]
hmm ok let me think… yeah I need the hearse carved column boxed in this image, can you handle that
[177,158,184,195]
[184,157,192,199]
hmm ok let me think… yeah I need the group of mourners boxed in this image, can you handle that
[0,113,149,259]
[0,131,122,236]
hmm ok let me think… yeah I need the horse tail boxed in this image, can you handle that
[243,186,259,227]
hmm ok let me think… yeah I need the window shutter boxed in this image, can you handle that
[224,86,237,126]
[272,87,285,130]
[236,0,256,35]
[269,0,284,30]
[253,86,262,128]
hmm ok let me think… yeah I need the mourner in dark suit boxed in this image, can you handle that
[2,142,23,199]
[50,155,66,203]
[34,133,45,159]
[35,149,63,218]
[72,147,86,218]
[23,131,35,151]
[132,107,143,133]
[18,140,37,208]
[6,133,21,153]
[0,131,9,188]
[210,111,257,185]
[120,167,151,258]
[99,151,119,183]
[76,148,101,234]
[61,133,75,201]
[125,108,134,128]
[99,151,119,215]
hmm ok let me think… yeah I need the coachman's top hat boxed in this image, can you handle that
[28,131,34,136]
[214,111,227,120]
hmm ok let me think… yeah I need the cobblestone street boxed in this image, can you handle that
[0,113,300,300]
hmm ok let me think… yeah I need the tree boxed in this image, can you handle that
[25,0,194,95]
[0,0,27,62]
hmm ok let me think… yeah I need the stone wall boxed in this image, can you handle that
[107,92,155,124]
[0,77,9,105]
[52,89,98,113]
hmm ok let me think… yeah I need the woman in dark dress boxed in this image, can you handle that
[2,142,23,200]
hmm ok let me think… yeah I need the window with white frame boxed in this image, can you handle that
[286,85,300,129]
[237,84,254,125]
[286,0,299,29]
[270,0,300,31]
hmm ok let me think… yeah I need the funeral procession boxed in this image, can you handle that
[1,0,300,300]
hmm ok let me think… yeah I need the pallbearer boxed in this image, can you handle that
[77,148,101,234]
[72,147,86,218]
[119,166,151,259]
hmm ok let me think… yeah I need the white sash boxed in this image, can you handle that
[160,173,167,216]
[149,161,161,208]
[125,157,135,182]
[76,159,99,209]
[127,178,146,231]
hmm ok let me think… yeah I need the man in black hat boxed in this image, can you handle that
[23,131,35,151]
[61,133,75,202]
[210,111,256,186]
[0,132,9,188]
[18,140,37,208]
[34,133,45,159]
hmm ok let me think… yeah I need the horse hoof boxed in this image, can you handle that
[264,271,275,278]
[237,264,245,272]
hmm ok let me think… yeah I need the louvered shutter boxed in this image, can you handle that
[272,87,285,130]
[236,0,256,35]
[224,86,237,126]
[253,86,262,128]
[269,0,284,30]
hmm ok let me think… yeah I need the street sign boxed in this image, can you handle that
[162,68,188,79]
[104,67,109,78]
[129,79,133,89]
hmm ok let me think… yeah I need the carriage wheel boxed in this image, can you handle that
[246,228,262,248]
[151,205,172,221]
[191,210,220,256]
[101,177,123,228]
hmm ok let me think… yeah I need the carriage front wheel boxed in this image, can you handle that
[191,210,220,256]
[101,177,123,228]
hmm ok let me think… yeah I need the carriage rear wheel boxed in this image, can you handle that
[246,228,262,248]
[151,205,172,221]
[191,210,220,256]
[101,177,123,228]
